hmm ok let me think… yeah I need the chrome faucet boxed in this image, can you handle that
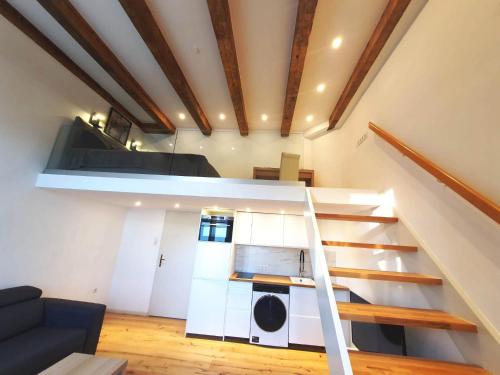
[299,250,305,278]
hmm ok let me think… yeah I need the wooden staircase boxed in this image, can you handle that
[329,266,443,285]
[315,211,489,374]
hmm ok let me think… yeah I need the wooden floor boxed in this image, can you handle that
[97,313,330,374]
[97,313,489,375]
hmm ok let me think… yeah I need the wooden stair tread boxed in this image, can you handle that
[338,302,476,332]
[322,240,418,252]
[329,267,442,285]
[350,350,489,374]
[316,213,398,223]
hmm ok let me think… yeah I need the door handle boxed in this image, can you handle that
[159,254,165,268]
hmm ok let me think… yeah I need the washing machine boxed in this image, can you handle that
[250,283,289,347]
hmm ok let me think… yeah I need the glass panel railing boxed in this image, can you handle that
[46,115,309,182]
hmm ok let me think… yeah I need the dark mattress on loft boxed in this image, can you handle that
[46,116,220,178]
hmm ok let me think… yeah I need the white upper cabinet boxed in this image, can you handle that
[283,215,308,249]
[233,212,253,245]
[234,212,308,249]
[250,213,284,247]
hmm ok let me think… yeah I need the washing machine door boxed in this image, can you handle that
[253,295,287,332]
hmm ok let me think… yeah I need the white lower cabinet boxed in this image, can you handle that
[224,281,252,339]
[289,287,351,347]
[186,279,228,337]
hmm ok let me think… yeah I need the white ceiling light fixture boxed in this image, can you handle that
[219,113,226,120]
[331,36,343,49]
[199,145,204,149]
[231,146,235,151]
[261,114,268,122]
[134,201,142,207]
[316,83,326,93]
[174,203,180,209]
[306,114,314,123]
[178,113,186,120]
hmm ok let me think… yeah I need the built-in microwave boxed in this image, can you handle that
[198,215,234,243]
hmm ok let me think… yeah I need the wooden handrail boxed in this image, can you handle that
[369,122,500,224]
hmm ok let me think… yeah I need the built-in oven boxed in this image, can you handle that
[198,215,234,243]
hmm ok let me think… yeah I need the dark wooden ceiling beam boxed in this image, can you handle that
[38,0,175,134]
[281,0,317,137]
[328,0,411,130]
[119,0,211,136]
[207,0,248,136]
[0,1,148,129]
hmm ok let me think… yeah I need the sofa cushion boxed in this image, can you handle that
[0,286,42,308]
[0,326,86,375]
[0,299,43,342]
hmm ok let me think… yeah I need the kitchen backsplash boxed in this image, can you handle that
[234,245,315,277]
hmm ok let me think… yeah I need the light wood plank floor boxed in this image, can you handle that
[97,313,489,375]
[97,313,329,374]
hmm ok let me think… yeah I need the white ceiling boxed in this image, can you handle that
[292,0,388,132]
[7,0,426,134]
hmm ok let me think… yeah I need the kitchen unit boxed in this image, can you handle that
[226,273,351,348]
[233,211,308,248]
[185,211,234,337]
[186,209,351,349]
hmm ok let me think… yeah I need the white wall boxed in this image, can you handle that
[108,208,165,314]
[0,17,127,303]
[143,129,311,179]
[311,0,500,371]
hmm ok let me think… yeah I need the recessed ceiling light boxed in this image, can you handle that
[316,83,326,93]
[280,210,285,214]
[219,113,226,120]
[174,203,180,208]
[213,205,219,210]
[306,114,314,123]
[231,146,235,151]
[261,114,268,122]
[169,143,173,147]
[178,113,186,120]
[331,36,343,49]
[134,201,142,207]
[246,208,251,212]
[199,145,203,149]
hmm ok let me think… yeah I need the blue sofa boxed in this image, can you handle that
[0,286,106,375]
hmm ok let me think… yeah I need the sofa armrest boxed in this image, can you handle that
[42,298,106,354]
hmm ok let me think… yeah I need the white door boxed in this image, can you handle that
[149,211,201,319]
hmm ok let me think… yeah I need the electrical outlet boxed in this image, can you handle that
[357,133,368,147]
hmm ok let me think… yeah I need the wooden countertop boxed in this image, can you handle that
[229,272,349,291]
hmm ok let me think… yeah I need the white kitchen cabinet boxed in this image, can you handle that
[250,213,284,247]
[224,281,252,339]
[186,279,227,337]
[233,212,253,245]
[289,286,351,347]
[192,241,232,280]
[283,215,308,249]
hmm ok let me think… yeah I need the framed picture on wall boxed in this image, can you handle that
[104,108,132,145]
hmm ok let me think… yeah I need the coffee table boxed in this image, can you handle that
[40,353,127,375]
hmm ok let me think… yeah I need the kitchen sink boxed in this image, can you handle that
[290,277,315,286]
